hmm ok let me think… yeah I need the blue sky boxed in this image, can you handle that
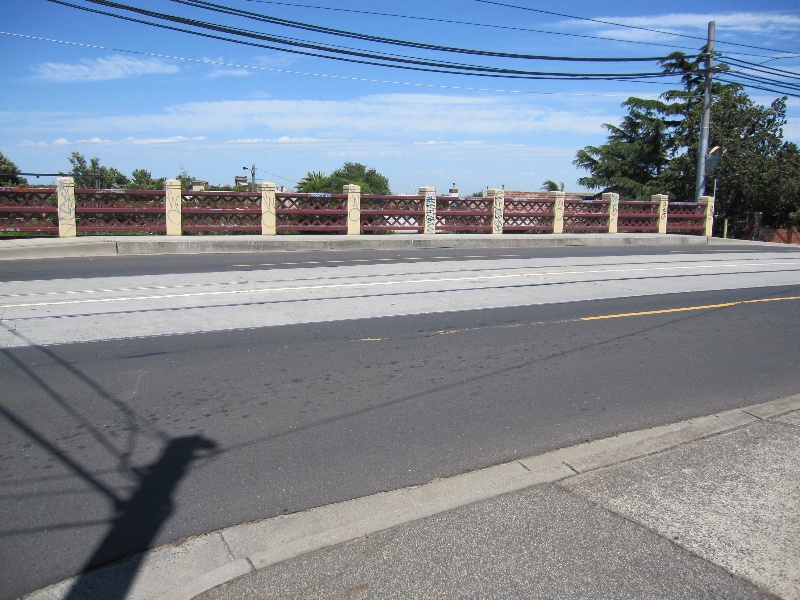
[2,0,799,195]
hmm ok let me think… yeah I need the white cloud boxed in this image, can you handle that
[77,137,110,144]
[207,68,251,79]
[53,138,71,146]
[123,136,206,145]
[40,94,614,140]
[33,54,179,82]
[570,11,800,43]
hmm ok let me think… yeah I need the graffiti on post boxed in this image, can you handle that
[424,192,436,233]
[57,178,76,236]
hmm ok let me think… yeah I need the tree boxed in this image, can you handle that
[128,168,165,190]
[296,171,325,192]
[541,180,564,192]
[574,51,799,227]
[0,151,27,186]
[66,151,128,188]
[296,162,391,194]
[574,97,682,198]
[175,168,194,191]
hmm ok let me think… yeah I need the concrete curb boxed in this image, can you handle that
[0,234,716,261]
[23,394,800,600]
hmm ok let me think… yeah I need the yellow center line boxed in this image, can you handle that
[581,295,800,321]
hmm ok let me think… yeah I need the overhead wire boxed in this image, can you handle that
[38,0,800,98]
[473,0,800,57]
[241,0,704,53]
[47,0,682,80]
[0,31,687,96]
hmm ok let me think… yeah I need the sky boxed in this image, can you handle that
[2,0,799,196]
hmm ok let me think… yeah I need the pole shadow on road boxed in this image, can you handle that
[1,326,217,599]
[64,435,216,600]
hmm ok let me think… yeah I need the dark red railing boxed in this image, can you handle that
[0,187,58,234]
[276,192,348,232]
[361,195,425,232]
[617,199,660,232]
[76,189,166,234]
[667,202,707,233]
[0,187,710,236]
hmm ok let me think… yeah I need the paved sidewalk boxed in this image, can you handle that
[0,233,720,261]
[26,395,800,600]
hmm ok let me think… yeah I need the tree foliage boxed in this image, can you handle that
[66,151,129,188]
[540,180,564,192]
[0,151,27,186]
[128,168,165,190]
[574,52,800,227]
[296,162,391,194]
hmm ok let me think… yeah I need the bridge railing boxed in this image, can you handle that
[0,179,714,237]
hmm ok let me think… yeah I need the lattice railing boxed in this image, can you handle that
[436,197,493,232]
[0,187,59,234]
[76,189,165,234]
[276,192,348,232]
[361,195,425,232]
[1,185,713,237]
[667,201,707,233]
[617,200,660,232]
[182,191,261,234]
[563,198,610,232]
[503,198,555,232]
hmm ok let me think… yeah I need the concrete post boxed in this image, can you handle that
[165,179,182,236]
[654,194,669,234]
[56,177,76,238]
[488,188,504,234]
[700,195,715,237]
[260,182,277,236]
[549,191,566,234]
[604,192,619,234]
[419,186,437,234]
[345,184,361,235]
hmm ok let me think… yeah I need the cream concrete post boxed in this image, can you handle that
[654,194,669,234]
[549,191,565,234]
[604,192,619,234]
[345,184,361,235]
[488,188,504,234]
[56,177,76,238]
[420,186,437,234]
[700,195,715,236]
[165,179,182,236]
[260,182,277,236]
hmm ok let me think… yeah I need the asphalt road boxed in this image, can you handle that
[1,245,799,599]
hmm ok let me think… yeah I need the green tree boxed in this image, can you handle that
[574,51,799,227]
[176,168,194,191]
[66,151,128,188]
[128,168,165,190]
[541,180,564,192]
[574,97,682,198]
[0,151,27,186]
[296,171,326,192]
[296,162,391,194]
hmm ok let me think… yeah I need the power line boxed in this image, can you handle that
[48,0,681,80]
[474,0,800,57]
[230,0,706,53]
[4,31,685,96]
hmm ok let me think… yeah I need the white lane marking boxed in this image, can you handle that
[1,261,799,309]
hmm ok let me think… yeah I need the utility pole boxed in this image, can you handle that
[250,163,256,192]
[695,21,715,202]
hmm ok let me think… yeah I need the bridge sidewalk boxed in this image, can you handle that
[0,233,725,261]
